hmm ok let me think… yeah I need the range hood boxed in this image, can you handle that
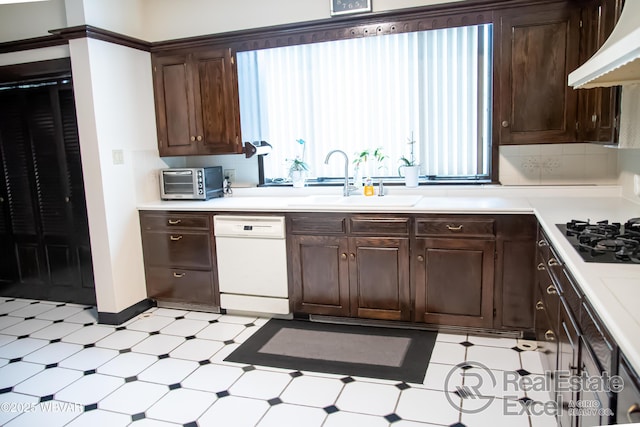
[568,1,640,89]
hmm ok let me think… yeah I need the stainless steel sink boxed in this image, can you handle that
[289,194,422,208]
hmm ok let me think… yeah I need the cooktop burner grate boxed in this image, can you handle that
[558,219,640,264]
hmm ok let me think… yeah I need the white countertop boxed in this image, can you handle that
[139,185,640,374]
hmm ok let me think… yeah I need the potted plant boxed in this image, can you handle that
[352,149,370,188]
[287,138,310,188]
[398,133,420,187]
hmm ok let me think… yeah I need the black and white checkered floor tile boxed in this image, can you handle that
[0,297,557,427]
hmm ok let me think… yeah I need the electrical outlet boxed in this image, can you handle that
[224,169,235,183]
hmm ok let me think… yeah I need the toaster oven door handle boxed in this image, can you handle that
[163,171,192,175]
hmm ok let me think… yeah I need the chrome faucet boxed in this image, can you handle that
[324,149,356,197]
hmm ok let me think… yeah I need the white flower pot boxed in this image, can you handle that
[290,170,306,188]
[400,165,420,187]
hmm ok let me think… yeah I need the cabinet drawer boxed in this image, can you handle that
[288,214,347,234]
[416,218,494,237]
[349,216,410,236]
[146,267,215,305]
[580,300,614,373]
[140,212,211,231]
[142,231,213,269]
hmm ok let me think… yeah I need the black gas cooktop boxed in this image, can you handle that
[557,219,640,264]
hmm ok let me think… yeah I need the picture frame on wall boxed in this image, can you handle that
[330,0,372,16]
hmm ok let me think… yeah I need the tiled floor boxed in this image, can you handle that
[0,297,559,427]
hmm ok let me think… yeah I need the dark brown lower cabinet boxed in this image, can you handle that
[290,235,350,317]
[349,237,410,321]
[140,211,218,309]
[414,237,495,328]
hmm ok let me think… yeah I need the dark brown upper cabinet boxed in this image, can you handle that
[152,48,242,156]
[497,2,581,145]
[576,0,622,143]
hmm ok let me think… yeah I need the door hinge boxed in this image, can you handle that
[579,19,583,29]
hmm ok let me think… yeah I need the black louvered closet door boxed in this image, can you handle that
[0,81,95,305]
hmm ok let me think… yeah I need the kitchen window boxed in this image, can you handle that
[237,23,493,184]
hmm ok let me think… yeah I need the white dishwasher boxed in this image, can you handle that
[213,215,289,315]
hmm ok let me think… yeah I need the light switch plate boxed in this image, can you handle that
[112,149,124,165]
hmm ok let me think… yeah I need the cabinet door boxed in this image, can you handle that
[577,0,622,143]
[349,237,410,321]
[193,48,242,155]
[498,2,580,144]
[152,54,199,155]
[290,235,350,316]
[414,238,494,328]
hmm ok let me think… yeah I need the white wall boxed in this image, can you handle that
[140,0,464,42]
[69,37,158,313]
[0,0,67,42]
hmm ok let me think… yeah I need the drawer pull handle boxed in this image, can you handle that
[535,301,544,311]
[341,253,347,260]
[168,219,182,225]
[170,235,183,241]
[546,285,557,295]
[417,255,424,262]
[537,262,546,271]
[548,258,559,267]
[545,330,555,341]
[173,272,185,278]
[628,404,640,422]
[538,239,548,247]
[446,224,464,231]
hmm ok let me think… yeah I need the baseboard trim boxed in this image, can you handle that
[98,298,155,325]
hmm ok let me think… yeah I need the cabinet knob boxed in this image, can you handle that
[341,253,347,260]
[417,255,424,262]
[0,196,4,203]
[64,196,70,203]
[190,136,196,142]
[535,301,544,311]
[350,253,355,260]
[628,404,640,423]
[537,262,546,271]
[548,258,559,267]
[501,120,510,128]
[196,135,203,141]
[168,219,182,225]
[546,285,557,295]
[173,272,185,278]
[170,235,183,241]
[544,330,555,341]
[446,224,463,231]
